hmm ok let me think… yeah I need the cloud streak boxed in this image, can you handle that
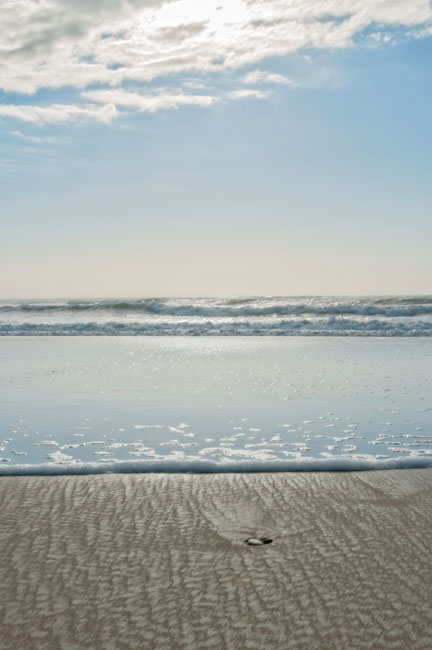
[228,88,269,100]
[10,130,54,143]
[242,69,293,85]
[1,0,431,124]
[0,103,116,125]
[83,88,219,112]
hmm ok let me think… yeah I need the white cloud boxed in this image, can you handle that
[182,80,211,90]
[242,69,293,85]
[229,88,269,100]
[10,130,54,143]
[83,88,219,112]
[1,0,431,123]
[0,103,117,125]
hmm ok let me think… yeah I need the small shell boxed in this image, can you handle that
[246,538,265,546]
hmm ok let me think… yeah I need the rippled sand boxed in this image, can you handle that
[1,470,432,649]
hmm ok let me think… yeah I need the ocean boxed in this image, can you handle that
[1,295,432,336]
[0,298,431,476]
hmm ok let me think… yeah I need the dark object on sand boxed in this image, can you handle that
[245,538,273,546]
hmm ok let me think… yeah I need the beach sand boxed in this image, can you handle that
[1,469,432,649]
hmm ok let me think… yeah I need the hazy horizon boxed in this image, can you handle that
[2,293,432,301]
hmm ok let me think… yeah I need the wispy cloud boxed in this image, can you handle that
[242,69,293,85]
[228,88,269,100]
[0,103,116,125]
[1,0,431,124]
[83,88,219,112]
[10,130,54,143]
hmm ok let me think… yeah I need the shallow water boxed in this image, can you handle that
[0,337,431,473]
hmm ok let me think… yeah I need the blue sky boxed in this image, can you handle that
[1,0,431,297]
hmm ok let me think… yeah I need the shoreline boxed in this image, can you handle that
[1,468,432,649]
[2,456,432,476]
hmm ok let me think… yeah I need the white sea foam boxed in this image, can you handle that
[1,296,432,317]
[1,454,432,476]
[0,296,431,336]
[1,333,430,476]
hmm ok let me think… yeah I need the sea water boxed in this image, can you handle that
[1,296,432,336]
[0,330,431,474]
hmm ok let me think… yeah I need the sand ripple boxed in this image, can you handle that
[1,470,432,649]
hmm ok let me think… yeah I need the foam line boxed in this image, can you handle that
[2,454,432,476]
[0,318,431,336]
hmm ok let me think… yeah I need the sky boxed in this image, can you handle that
[1,0,432,297]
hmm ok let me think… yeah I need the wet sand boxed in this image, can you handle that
[1,469,432,649]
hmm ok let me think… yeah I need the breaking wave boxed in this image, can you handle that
[1,296,431,336]
[1,454,432,476]
[0,318,431,336]
[1,296,432,317]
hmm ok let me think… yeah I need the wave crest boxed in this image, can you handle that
[1,316,431,336]
[1,297,431,336]
[1,296,432,317]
